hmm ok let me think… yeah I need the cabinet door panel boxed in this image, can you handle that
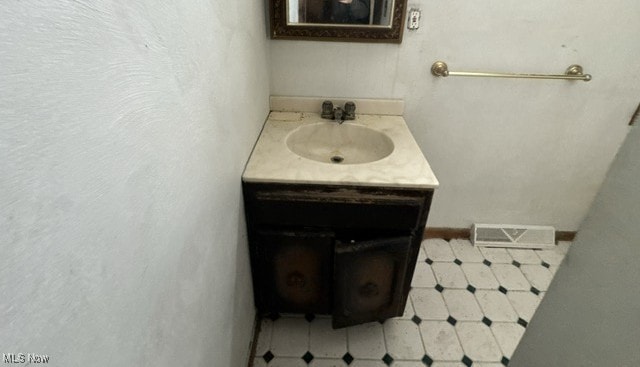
[258,230,333,314]
[333,236,411,328]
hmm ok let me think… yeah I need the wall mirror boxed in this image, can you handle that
[269,0,407,43]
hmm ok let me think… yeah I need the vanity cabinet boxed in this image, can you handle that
[243,182,433,328]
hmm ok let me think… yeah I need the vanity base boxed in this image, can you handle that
[243,181,433,328]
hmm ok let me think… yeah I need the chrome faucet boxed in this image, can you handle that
[333,107,344,123]
[321,100,356,124]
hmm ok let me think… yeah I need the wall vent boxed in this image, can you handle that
[471,224,555,249]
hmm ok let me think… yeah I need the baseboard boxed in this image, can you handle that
[424,227,576,244]
[555,231,577,242]
[424,227,471,240]
[246,313,262,367]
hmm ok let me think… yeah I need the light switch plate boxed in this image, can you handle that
[408,8,421,30]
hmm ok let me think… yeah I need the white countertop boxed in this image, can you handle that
[242,112,439,189]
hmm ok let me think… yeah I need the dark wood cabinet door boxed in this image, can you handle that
[332,236,411,328]
[257,230,333,314]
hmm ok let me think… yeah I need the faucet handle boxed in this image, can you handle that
[321,100,334,119]
[344,101,356,120]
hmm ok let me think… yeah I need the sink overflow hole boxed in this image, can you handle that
[330,155,344,164]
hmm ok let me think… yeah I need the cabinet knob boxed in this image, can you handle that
[286,272,306,288]
[359,282,379,297]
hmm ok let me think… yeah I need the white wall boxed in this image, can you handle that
[0,1,269,366]
[270,0,640,230]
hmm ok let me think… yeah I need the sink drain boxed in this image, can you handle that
[330,155,344,164]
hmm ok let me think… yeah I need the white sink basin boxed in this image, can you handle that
[286,122,394,164]
[242,111,439,189]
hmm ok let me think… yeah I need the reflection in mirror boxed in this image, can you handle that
[288,0,394,27]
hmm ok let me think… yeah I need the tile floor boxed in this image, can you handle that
[250,238,571,367]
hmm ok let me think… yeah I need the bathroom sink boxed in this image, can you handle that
[243,111,439,188]
[286,122,394,164]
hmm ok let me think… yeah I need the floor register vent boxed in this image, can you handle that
[471,224,556,249]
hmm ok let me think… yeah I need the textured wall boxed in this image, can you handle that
[510,126,640,366]
[0,1,269,366]
[270,0,640,230]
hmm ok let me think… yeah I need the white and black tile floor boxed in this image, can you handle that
[250,238,571,367]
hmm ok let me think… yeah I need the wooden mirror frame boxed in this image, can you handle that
[269,0,407,43]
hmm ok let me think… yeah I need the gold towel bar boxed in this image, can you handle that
[431,61,592,82]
